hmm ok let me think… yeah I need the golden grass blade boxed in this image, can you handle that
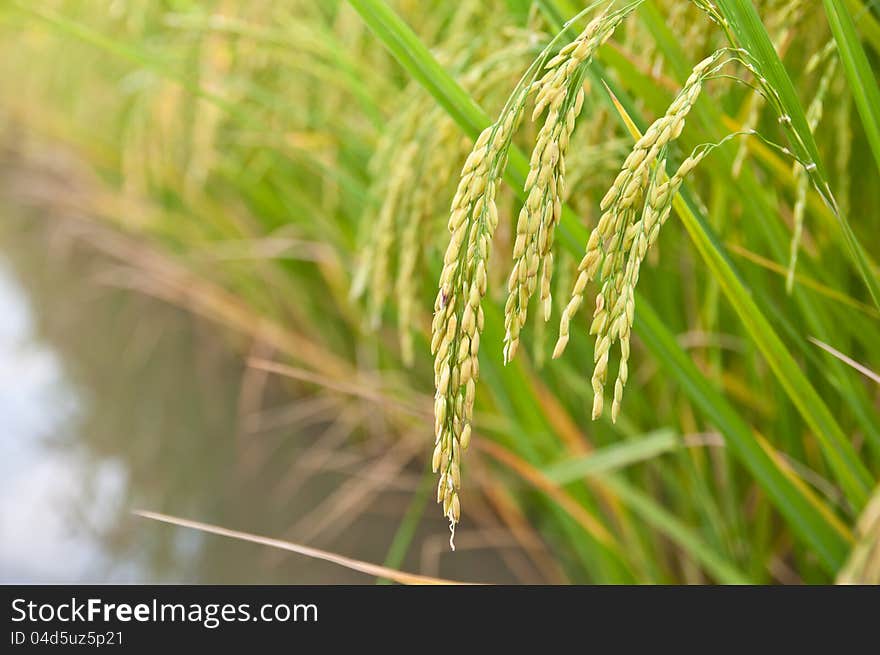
[837,484,880,584]
[133,510,476,585]
[728,244,880,319]
[808,337,880,385]
[603,79,873,510]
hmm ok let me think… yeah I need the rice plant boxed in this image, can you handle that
[2,0,879,583]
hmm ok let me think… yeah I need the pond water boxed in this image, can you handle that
[0,201,521,584]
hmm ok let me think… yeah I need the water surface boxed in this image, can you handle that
[0,202,520,584]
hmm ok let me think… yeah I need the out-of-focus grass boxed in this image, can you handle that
[1,0,878,583]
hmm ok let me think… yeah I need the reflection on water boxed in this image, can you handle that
[0,207,274,582]
[0,201,521,584]
[0,267,114,582]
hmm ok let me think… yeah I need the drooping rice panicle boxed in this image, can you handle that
[502,8,631,364]
[607,148,714,421]
[554,49,731,420]
[432,3,640,537]
[431,117,516,537]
